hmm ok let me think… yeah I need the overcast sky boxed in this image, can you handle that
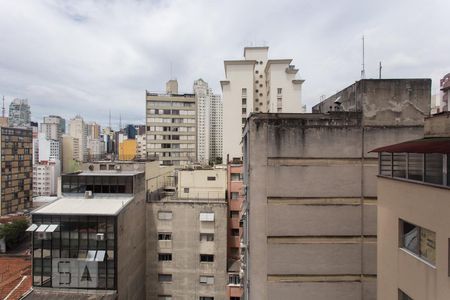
[1,0,449,129]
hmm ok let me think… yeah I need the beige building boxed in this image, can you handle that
[242,79,431,300]
[221,46,305,160]
[177,167,226,199]
[62,134,80,173]
[375,112,450,300]
[146,80,197,166]
[146,166,228,300]
[68,115,87,162]
[0,127,33,215]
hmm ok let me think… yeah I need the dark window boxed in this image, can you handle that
[229,274,240,285]
[231,229,240,236]
[229,211,239,218]
[158,233,172,240]
[207,176,216,181]
[230,173,242,181]
[158,253,172,261]
[184,188,189,193]
[200,233,214,241]
[100,164,107,170]
[400,219,435,264]
[424,153,443,185]
[200,254,214,262]
[199,297,214,300]
[231,192,239,200]
[399,289,413,300]
[158,274,172,282]
[408,153,423,181]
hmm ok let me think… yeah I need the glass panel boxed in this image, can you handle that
[408,153,423,181]
[393,153,406,178]
[420,227,436,264]
[402,221,418,255]
[424,153,443,185]
[379,152,393,176]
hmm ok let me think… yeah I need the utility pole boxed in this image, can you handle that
[379,61,382,79]
[361,36,366,79]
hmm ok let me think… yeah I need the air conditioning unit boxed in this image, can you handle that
[37,232,51,240]
[96,233,105,241]
[84,191,93,199]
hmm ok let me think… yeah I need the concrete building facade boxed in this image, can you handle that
[375,113,450,300]
[146,167,228,300]
[0,127,33,216]
[242,79,431,300]
[136,134,146,160]
[210,93,223,164]
[194,79,211,165]
[32,160,60,196]
[221,47,304,161]
[68,115,88,162]
[146,80,197,166]
[8,98,31,128]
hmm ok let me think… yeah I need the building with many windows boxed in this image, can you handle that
[26,165,146,299]
[68,115,88,163]
[221,46,304,161]
[146,166,227,300]
[146,80,197,166]
[0,127,33,216]
[375,112,450,300]
[8,98,31,128]
[32,159,60,196]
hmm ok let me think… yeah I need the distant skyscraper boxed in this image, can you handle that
[68,116,87,162]
[440,73,449,112]
[41,115,65,140]
[221,46,305,160]
[193,79,223,165]
[87,122,101,139]
[8,98,31,128]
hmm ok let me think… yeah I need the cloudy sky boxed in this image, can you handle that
[1,0,449,129]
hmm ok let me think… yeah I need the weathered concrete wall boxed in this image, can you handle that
[424,112,450,137]
[146,200,228,300]
[117,173,146,300]
[312,79,431,127]
[243,112,425,300]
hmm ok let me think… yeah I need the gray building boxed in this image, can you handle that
[241,79,430,300]
[146,80,197,166]
[8,98,31,128]
[146,167,228,300]
[26,165,146,300]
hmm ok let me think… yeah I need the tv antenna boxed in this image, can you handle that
[361,35,366,79]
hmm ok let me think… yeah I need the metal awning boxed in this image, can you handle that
[26,224,38,232]
[371,137,450,154]
[35,224,49,232]
[95,250,106,262]
[45,224,58,232]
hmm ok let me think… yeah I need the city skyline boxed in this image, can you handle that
[1,0,449,126]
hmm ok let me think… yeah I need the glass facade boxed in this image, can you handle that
[32,214,117,290]
[61,175,134,194]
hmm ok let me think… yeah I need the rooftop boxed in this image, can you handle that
[32,195,134,216]
[77,170,143,176]
[371,137,450,154]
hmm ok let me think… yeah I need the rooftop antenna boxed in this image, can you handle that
[379,61,382,79]
[119,113,122,131]
[108,109,111,129]
[2,96,5,118]
[170,62,173,80]
[361,35,366,79]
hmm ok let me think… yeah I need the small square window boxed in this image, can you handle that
[184,187,189,193]
[207,176,216,181]
[158,274,172,282]
[200,254,214,262]
[199,276,214,284]
[200,233,214,241]
[231,229,240,236]
[158,253,173,261]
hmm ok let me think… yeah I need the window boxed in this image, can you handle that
[158,211,173,220]
[199,213,214,222]
[199,297,214,300]
[199,276,214,284]
[277,88,282,94]
[424,153,443,185]
[158,253,173,261]
[231,298,240,300]
[399,290,413,300]
[231,229,240,236]
[230,173,242,181]
[200,233,214,241]
[184,188,189,193]
[158,274,172,282]
[241,88,247,97]
[158,233,172,240]
[200,254,214,262]
[242,108,246,114]
[242,98,247,105]
[400,219,435,264]
[99,164,107,170]
[207,176,216,181]
[229,211,239,218]
[231,192,239,200]
[229,274,240,285]
[408,153,423,181]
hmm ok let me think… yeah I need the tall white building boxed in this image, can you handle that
[193,79,211,164]
[87,138,106,161]
[68,115,87,162]
[41,115,65,140]
[221,46,305,160]
[38,133,60,162]
[136,134,146,159]
[210,93,223,163]
[33,160,60,196]
[8,98,31,128]
[194,79,223,165]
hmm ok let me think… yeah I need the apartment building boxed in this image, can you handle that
[241,79,431,300]
[32,160,60,196]
[8,98,31,128]
[68,115,88,162]
[227,159,244,300]
[221,46,304,160]
[146,167,227,300]
[146,80,197,166]
[210,93,223,164]
[26,165,146,299]
[38,133,60,161]
[62,134,80,173]
[136,134,146,160]
[440,73,449,112]
[41,115,65,140]
[0,127,33,216]
[375,113,450,300]
[118,139,137,161]
[87,138,106,161]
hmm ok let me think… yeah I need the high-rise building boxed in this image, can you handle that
[68,115,87,162]
[375,113,450,300]
[241,79,430,300]
[62,134,80,173]
[118,139,137,161]
[146,80,197,166]
[440,73,449,112]
[0,127,33,216]
[41,115,65,140]
[136,134,146,160]
[87,122,101,139]
[87,138,106,161]
[37,133,60,162]
[8,98,31,128]
[146,165,228,299]
[221,46,304,160]
[193,79,224,165]
[194,79,211,164]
